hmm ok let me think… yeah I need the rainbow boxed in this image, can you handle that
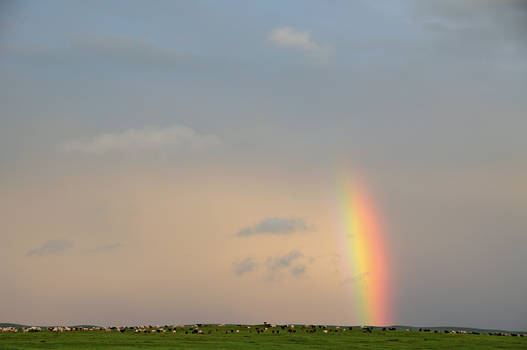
[337,176,391,326]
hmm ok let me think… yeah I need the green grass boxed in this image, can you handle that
[1,325,526,350]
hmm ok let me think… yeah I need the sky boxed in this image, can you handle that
[1,0,526,331]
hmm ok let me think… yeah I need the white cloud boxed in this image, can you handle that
[269,27,319,50]
[60,125,220,155]
[268,27,331,61]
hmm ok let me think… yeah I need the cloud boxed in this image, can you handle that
[267,250,303,271]
[290,265,306,276]
[402,0,527,73]
[4,35,203,69]
[73,35,179,61]
[27,239,72,257]
[410,0,527,21]
[268,27,331,61]
[236,217,310,237]
[234,253,308,278]
[264,251,308,280]
[268,27,320,51]
[409,0,527,45]
[82,243,123,254]
[233,257,258,276]
[60,125,220,155]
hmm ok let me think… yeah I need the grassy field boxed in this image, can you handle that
[1,325,526,350]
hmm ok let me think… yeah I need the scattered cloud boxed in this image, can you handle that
[234,253,309,278]
[27,239,72,257]
[72,35,180,61]
[236,217,310,237]
[4,35,205,70]
[233,257,258,276]
[82,243,123,254]
[268,27,332,61]
[410,0,527,21]
[290,265,306,276]
[60,125,220,155]
[264,251,308,281]
[267,250,303,271]
[27,240,123,257]
[409,0,527,49]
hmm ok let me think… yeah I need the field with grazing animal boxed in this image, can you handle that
[1,324,526,350]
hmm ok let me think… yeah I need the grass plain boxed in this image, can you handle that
[1,325,526,350]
